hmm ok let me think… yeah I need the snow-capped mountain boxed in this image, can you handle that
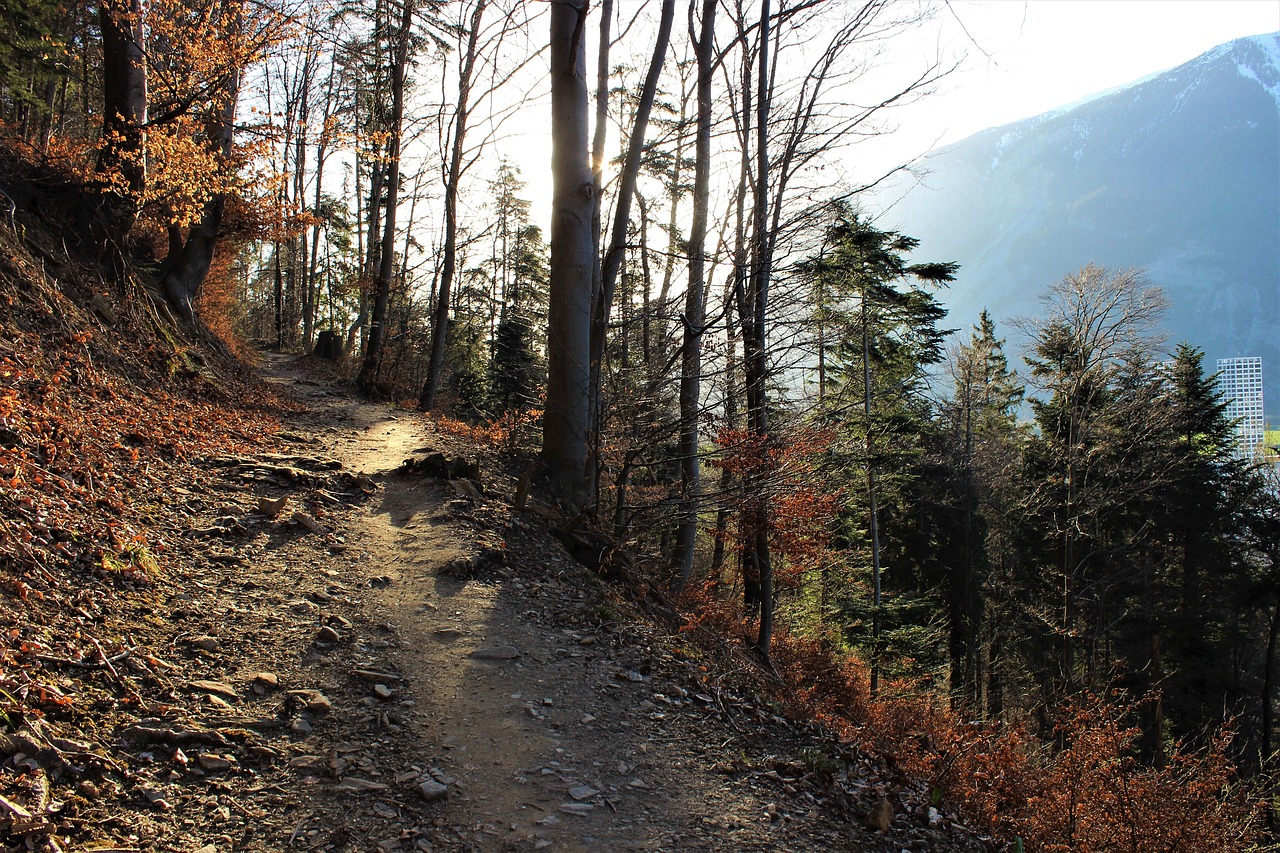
[885,33,1280,412]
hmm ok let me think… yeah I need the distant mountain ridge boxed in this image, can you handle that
[886,32,1280,413]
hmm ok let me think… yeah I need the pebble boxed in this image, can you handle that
[192,635,221,652]
[316,625,342,645]
[374,684,393,699]
[189,680,238,698]
[418,779,449,802]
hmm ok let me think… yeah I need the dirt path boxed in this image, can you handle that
[262,355,866,852]
[262,355,1001,853]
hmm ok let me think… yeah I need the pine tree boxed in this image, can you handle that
[940,310,1025,713]
[797,202,956,693]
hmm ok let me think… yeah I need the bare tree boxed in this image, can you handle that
[358,0,415,394]
[672,0,716,587]
[543,0,594,508]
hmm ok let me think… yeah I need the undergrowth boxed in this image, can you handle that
[676,582,1265,851]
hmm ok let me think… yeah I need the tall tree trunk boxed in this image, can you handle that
[97,0,147,237]
[542,0,594,509]
[862,286,883,695]
[587,0,675,503]
[420,0,487,410]
[673,0,716,587]
[746,0,774,658]
[358,0,415,395]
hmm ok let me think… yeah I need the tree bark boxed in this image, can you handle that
[587,0,676,503]
[358,0,415,395]
[159,3,243,319]
[542,0,594,509]
[747,0,774,658]
[673,0,716,587]
[97,0,147,236]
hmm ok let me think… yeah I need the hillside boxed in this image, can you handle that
[0,152,994,851]
[884,32,1280,409]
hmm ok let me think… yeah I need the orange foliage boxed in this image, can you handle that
[0,241,292,595]
[426,407,543,454]
[754,630,1262,850]
[196,243,257,361]
[710,424,845,587]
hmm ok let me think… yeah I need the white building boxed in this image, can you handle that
[1216,356,1265,460]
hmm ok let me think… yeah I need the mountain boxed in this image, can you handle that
[883,32,1280,413]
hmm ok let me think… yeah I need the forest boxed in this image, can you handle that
[3,0,1280,849]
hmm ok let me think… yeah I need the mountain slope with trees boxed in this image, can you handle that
[885,31,1280,409]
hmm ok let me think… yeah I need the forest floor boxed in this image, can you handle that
[2,343,998,851]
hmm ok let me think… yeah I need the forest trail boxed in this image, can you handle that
[257,355,881,852]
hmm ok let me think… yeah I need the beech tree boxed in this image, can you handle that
[97,0,148,236]
[543,0,594,507]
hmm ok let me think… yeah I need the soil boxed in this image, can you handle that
[2,352,998,852]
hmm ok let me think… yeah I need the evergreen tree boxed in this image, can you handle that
[797,202,956,692]
[939,311,1026,714]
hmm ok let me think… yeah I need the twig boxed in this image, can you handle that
[289,811,314,846]
[89,636,120,680]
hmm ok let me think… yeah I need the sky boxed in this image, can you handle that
[515,1,1280,227]
[864,0,1280,175]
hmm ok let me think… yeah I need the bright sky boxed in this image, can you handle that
[866,0,1280,174]
[512,1,1280,228]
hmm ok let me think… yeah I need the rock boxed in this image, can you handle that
[568,785,599,801]
[292,511,326,534]
[470,646,520,660]
[188,680,238,698]
[291,718,313,733]
[417,779,449,802]
[76,780,99,799]
[373,684,393,699]
[289,599,320,614]
[252,671,280,688]
[89,293,119,325]
[257,495,288,518]
[191,636,221,652]
[287,690,333,715]
[558,803,593,816]
[197,753,233,771]
[450,479,483,500]
[433,627,464,639]
[315,625,342,645]
[867,797,893,832]
[627,778,649,789]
